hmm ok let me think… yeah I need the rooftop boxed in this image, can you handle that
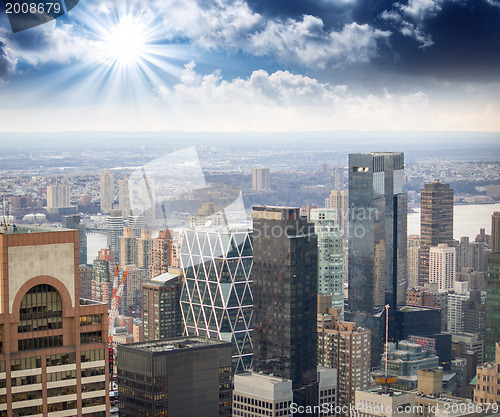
[125,336,229,353]
[149,272,182,286]
[0,224,72,235]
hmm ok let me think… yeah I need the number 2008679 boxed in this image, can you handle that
[5,2,61,14]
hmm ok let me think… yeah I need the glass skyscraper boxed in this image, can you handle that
[179,229,253,373]
[348,152,407,314]
[252,206,318,388]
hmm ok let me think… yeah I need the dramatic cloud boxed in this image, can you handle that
[248,17,390,68]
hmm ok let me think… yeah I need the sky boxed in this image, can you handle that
[0,0,500,133]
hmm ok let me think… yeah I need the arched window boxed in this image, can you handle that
[18,284,63,333]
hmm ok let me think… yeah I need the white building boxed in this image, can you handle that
[100,170,115,214]
[47,184,70,208]
[233,372,293,417]
[252,167,270,191]
[353,388,417,417]
[429,244,456,292]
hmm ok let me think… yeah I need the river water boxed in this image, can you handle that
[408,203,500,239]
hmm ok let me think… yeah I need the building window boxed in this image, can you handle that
[18,284,63,333]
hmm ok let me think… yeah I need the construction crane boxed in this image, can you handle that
[108,265,128,383]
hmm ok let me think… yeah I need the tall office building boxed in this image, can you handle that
[332,166,345,190]
[118,337,232,417]
[420,180,454,284]
[106,209,124,260]
[119,227,137,267]
[150,229,175,278]
[324,189,349,237]
[127,215,145,238]
[310,209,345,316]
[91,248,113,306]
[79,265,93,300]
[252,206,317,391]
[407,235,421,288]
[62,215,87,265]
[429,244,456,292]
[0,224,109,416]
[485,212,500,361]
[252,167,270,190]
[100,170,114,214]
[142,271,183,341]
[179,228,254,373]
[348,152,407,313]
[492,212,500,253]
[118,177,131,218]
[137,229,152,270]
[317,296,371,408]
[46,183,70,209]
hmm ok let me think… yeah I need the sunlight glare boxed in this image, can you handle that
[105,15,146,65]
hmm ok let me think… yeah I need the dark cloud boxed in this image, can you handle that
[379,1,500,80]
[0,41,9,78]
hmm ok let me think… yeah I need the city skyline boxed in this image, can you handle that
[0,0,499,133]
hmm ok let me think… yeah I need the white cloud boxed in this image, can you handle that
[153,0,261,50]
[248,17,390,68]
[2,21,96,68]
[397,0,442,21]
[400,21,434,47]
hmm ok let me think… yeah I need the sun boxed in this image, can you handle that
[103,15,147,66]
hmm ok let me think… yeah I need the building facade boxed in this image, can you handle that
[62,215,87,265]
[317,298,371,408]
[106,209,124,260]
[0,225,109,417]
[100,170,114,214]
[474,342,500,406]
[179,228,253,373]
[310,209,345,316]
[348,152,407,314]
[420,180,454,284]
[252,206,318,405]
[252,167,270,191]
[118,337,232,417]
[142,271,183,341]
[429,244,456,292]
[46,184,70,209]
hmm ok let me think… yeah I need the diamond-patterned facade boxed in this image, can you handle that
[179,229,253,373]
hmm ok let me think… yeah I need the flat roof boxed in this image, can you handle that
[0,224,72,234]
[149,272,181,285]
[124,336,230,353]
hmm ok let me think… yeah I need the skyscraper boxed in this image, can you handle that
[420,180,454,284]
[324,189,349,237]
[118,337,232,417]
[62,214,87,265]
[252,167,270,190]
[46,183,71,209]
[106,209,124,259]
[429,244,456,292]
[100,170,114,214]
[150,229,175,278]
[179,228,254,373]
[310,208,345,316]
[485,212,500,361]
[317,296,371,409]
[407,235,421,288]
[118,177,131,218]
[252,206,317,390]
[0,224,109,416]
[348,152,407,314]
[492,212,500,253]
[142,271,183,341]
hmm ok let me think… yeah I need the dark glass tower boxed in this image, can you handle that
[348,152,407,314]
[252,206,317,389]
[485,212,500,361]
[419,180,454,284]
